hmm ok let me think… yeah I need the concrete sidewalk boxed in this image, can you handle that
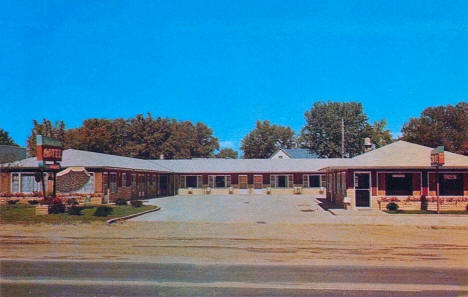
[135,195,468,227]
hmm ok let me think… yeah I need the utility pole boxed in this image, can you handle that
[341,118,345,158]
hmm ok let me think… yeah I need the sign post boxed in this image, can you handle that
[430,146,445,214]
[36,135,63,198]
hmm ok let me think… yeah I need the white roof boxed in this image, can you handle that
[3,141,465,173]
[2,149,172,172]
[323,141,468,169]
[152,158,352,173]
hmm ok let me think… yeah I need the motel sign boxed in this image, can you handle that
[430,146,445,167]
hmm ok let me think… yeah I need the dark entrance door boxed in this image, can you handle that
[159,175,169,196]
[355,172,370,207]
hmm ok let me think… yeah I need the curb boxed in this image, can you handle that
[106,207,160,224]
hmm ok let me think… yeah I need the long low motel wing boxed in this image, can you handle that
[1,141,467,211]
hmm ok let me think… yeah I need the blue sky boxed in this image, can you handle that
[1,0,467,151]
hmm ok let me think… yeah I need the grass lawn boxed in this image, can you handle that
[0,204,158,224]
[385,209,468,215]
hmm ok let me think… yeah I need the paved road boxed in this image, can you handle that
[133,194,331,223]
[1,260,467,296]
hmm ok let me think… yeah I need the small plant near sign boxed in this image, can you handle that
[386,202,399,211]
[115,198,127,206]
[130,200,143,207]
[68,206,85,216]
[7,199,19,205]
[93,206,113,217]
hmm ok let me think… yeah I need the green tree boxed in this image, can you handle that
[215,148,238,159]
[27,119,66,157]
[401,102,468,155]
[69,118,118,154]
[241,120,296,159]
[370,119,394,148]
[300,101,371,158]
[0,128,18,146]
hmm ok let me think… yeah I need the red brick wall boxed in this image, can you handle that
[0,173,10,192]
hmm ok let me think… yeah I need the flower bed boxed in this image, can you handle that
[0,192,103,205]
[378,196,468,211]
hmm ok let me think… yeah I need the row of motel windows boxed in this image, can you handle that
[382,173,464,196]
[103,172,160,194]
[327,172,465,196]
[179,174,327,189]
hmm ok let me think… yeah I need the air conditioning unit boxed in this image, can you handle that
[294,187,302,194]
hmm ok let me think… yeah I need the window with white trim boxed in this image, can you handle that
[122,173,127,188]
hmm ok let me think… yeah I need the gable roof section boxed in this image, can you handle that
[283,148,318,159]
[2,149,172,172]
[271,148,318,159]
[322,141,468,170]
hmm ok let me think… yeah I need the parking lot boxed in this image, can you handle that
[132,194,331,223]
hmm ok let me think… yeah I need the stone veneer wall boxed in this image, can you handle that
[56,171,91,193]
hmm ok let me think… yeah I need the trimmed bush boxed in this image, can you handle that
[130,200,143,207]
[48,198,66,214]
[93,206,113,217]
[28,200,39,205]
[114,198,127,206]
[68,206,85,216]
[7,200,19,205]
[66,198,79,206]
[386,202,399,211]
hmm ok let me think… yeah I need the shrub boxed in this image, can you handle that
[68,206,85,216]
[386,202,399,211]
[28,200,39,205]
[93,206,113,217]
[66,198,79,206]
[114,198,127,206]
[466,204,468,212]
[130,200,143,207]
[7,199,19,205]
[48,198,66,214]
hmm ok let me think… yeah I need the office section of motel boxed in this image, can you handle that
[1,141,467,210]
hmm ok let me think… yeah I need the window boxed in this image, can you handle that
[122,173,127,188]
[271,175,292,188]
[385,173,412,196]
[11,173,45,193]
[186,176,198,188]
[215,176,226,188]
[308,175,321,187]
[440,173,463,196]
[109,173,117,193]
[11,173,19,192]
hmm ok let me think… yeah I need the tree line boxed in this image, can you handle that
[241,101,466,158]
[1,101,466,159]
[23,114,220,159]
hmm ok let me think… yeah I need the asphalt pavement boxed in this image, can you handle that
[1,260,467,296]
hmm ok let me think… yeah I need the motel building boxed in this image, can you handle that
[1,141,467,211]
